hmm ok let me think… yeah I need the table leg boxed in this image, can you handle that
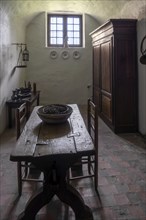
[37,93,40,105]
[17,161,93,220]
[18,187,54,220]
[26,102,31,119]
[8,106,12,128]
[57,182,93,220]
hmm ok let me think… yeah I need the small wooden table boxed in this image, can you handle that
[6,91,40,128]
[10,105,94,220]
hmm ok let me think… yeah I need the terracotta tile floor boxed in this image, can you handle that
[0,106,146,220]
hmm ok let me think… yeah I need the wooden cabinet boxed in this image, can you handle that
[90,19,138,133]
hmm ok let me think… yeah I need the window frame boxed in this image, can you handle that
[47,13,83,48]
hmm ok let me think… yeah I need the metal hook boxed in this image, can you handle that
[140,35,146,65]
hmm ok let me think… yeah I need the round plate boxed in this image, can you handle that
[61,51,69,60]
[50,51,58,59]
[73,51,81,59]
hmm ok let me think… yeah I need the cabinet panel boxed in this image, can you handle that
[93,45,100,88]
[101,41,112,93]
[115,38,137,80]
[101,95,112,121]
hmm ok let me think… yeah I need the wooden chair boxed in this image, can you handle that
[16,102,28,139]
[68,99,99,193]
[15,103,43,196]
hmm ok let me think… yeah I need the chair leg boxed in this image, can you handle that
[94,160,102,205]
[17,162,22,196]
[94,159,98,191]
[88,156,92,174]
[24,162,29,178]
[66,169,70,183]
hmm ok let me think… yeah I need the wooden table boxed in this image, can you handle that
[6,91,40,128]
[10,105,94,220]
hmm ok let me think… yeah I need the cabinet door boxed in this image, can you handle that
[93,45,101,111]
[100,39,112,122]
[93,45,100,88]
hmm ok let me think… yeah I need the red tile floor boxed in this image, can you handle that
[0,106,146,220]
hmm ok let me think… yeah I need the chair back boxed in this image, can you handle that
[15,102,28,139]
[87,99,98,151]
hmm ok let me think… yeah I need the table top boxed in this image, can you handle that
[10,104,94,162]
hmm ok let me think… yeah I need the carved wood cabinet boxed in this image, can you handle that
[90,19,138,133]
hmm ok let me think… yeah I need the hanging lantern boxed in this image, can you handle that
[22,45,29,61]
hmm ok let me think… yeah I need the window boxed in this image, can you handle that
[47,14,83,47]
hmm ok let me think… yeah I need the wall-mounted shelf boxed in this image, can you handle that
[15,65,27,68]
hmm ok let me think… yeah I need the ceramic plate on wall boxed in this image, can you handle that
[61,51,69,59]
[73,51,81,59]
[50,51,58,59]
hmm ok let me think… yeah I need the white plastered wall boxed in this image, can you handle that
[26,13,98,105]
[0,4,26,134]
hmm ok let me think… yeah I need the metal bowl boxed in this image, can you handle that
[37,104,73,124]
